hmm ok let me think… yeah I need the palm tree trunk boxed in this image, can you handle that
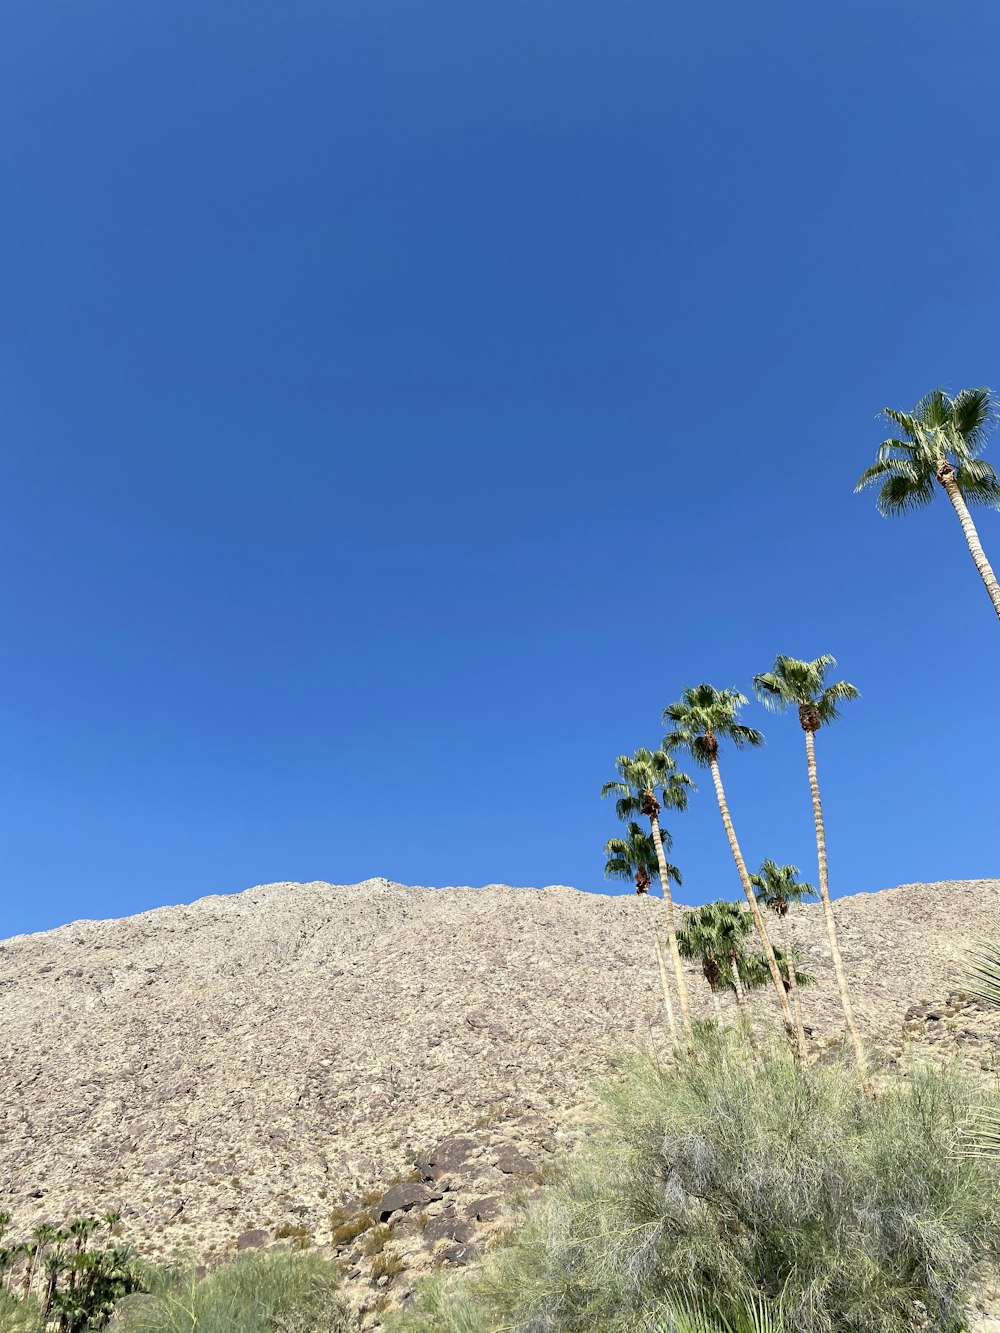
[708,757,794,1033]
[710,986,724,1027]
[779,916,808,1059]
[803,728,867,1071]
[648,814,694,1045]
[728,957,748,1012]
[651,929,679,1047]
[939,472,1000,620]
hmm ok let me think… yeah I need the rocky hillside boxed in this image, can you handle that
[2,877,999,1322]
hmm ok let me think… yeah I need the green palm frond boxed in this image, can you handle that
[861,387,999,513]
[655,1294,783,1333]
[958,942,1000,1158]
[742,947,813,992]
[602,749,696,814]
[968,942,1000,1010]
[950,386,996,452]
[753,654,858,728]
[749,858,815,911]
[662,685,763,764]
[954,455,1000,507]
[879,406,927,441]
[603,822,679,889]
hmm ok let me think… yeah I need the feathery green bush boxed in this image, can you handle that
[111,1250,352,1333]
[0,1288,44,1333]
[390,1030,1000,1333]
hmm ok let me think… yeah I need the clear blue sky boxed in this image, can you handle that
[3,0,999,937]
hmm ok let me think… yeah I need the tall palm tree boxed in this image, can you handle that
[26,1224,57,1301]
[604,820,685,1045]
[749,859,815,1058]
[603,821,676,1038]
[604,821,681,896]
[856,386,1000,620]
[753,654,866,1070]
[662,686,793,1035]
[602,749,696,1043]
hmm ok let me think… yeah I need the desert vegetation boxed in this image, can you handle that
[112,1251,351,1333]
[389,1031,1000,1333]
[0,1211,142,1332]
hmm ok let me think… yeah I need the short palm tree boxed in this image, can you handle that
[742,946,815,1000]
[603,749,696,1043]
[604,820,685,1043]
[856,386,1000,620]
[663,687,793,1035]
[753,655,866,1070]
[749,859,815,1058]
[677,900,754,1023]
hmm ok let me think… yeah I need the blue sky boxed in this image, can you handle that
[3,0,1000,936]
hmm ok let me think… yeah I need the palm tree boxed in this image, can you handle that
[663,686,793,1035]
[42,1250,66,1318]
[749,859,815,1058]
[26,1224,57,1301]
[20,1241,38,1300]
[604,821,681,896]
[602,749,696,1043]
[677,900,754,1022]
[856,386,1000,620]
[742,947,815,1001]
[604,820,685,1044]
[753,655,866,1069]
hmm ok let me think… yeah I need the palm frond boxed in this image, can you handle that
[949,386,996,453]
[879,406,925,441]
[967,943,1000,1010]
[955,456,1000,509]
[874,470,936,516]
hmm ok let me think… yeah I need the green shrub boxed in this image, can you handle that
[0,1288,44,1333]
[112,1250,352,1333]
[390,1031,1000,1333]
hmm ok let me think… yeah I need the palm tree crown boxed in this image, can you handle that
[601,747,694,819]
[603,822,681,895]
[753,654,858,733]
[662,684,763,764]
[750,859,815,917]
[855,386,1000,514]
[677,901,752,992]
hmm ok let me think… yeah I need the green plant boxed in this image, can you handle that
[391,1031,1000,1333]
[602,748,696,1044]
[0,1287,44,1333]
[113,1250,352,1333]
[855,385,1000,619]
[964,940,1000,1155]
[370,1249,404,1281]
[361,1223,394,1257]
[328,1203,374,1247]
[748,858,816,1055]
[752,654,865,1068]
[603,820,686,1045]
[663,686,792,1037]
[274,1222,313,1250]
[676,901,753,1020]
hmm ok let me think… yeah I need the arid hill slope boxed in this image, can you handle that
[1,877,998,1285]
